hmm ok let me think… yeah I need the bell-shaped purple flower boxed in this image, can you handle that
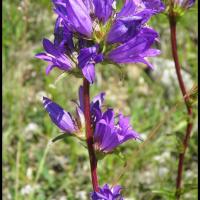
[107,0,164,44]
[54,16,74,54]
[93,0,114,24]
[107,11,152,44]
[91,184,124,200]
[94,109,140,153]
[90,91,105,123]
[43,97,77,133]
[53,0,93,37]
[35,38,72,74]
[43,86,105,136]
[107,27,160,69]
[78,45,103,84]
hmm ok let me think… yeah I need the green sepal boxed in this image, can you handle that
[95,150,108,161]
[68,68,83,78]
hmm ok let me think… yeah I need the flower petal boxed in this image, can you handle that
[35,53,53,62]
[78,86,84,112]
[117,0,137,18]
[43,38,60,57]
[91,92,105,107]
[43,97,76,133]
[81,63,96,84]
[93,0,114,23]
[94,119,111,145]
[46,64,55,75]
[108,27,159,67]
[54,0,93,37]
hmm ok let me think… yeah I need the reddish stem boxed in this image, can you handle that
[83,78,99,192]
[169,17,193,199]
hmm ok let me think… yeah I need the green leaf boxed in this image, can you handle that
[51,133,71,143]
[152,189,176,199]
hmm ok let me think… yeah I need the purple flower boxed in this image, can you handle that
[54,16,74,53]
[93,0,114,24]
[35,38,72,74]
[107,0,165,44]
[107,0,152,44]
[43,97,77,133]
[43,86,105,135]
[174,0,195,9]
[78,45,103,84]
[78,86,105,124]
[94,109,140,153]
[53,0,93,37]
[107,27,160,69]
[140,0,165,14]
[91,184,124,200]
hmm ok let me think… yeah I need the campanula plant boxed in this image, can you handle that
[36,0,164,198]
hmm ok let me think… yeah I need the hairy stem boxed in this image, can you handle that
[169,17,193,199]
[83,78,99,192]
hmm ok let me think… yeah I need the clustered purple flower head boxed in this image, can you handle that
[36,0,165,84]
[43,86,140,152]
[91,184,123,200]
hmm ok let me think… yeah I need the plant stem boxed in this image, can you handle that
[83,78,99,192]
[169,17,193,199]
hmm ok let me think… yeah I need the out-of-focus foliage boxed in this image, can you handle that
[3,0,198,200]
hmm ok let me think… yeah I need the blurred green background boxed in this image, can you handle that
[3,0,198,199]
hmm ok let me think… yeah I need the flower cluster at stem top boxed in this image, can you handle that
[36,0,165,84]
[91,184,124,200]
